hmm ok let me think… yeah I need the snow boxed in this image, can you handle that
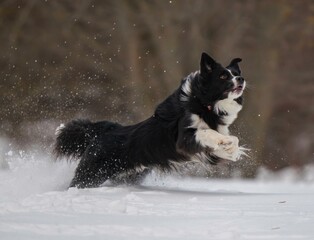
[1,148,314,240]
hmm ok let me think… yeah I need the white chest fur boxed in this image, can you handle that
[214,99,242,135]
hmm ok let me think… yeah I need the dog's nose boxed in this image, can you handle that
[236,76,244,84]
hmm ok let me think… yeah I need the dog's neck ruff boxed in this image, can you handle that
[180,71,199,102]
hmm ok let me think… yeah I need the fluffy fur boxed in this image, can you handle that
[55,52,247,188]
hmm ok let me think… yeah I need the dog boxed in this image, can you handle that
[55,52,247,188]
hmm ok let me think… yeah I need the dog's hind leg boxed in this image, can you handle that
[69,158,128,188]
[69,158,108,188]
[110,168,151,185]
[69,144,127,188]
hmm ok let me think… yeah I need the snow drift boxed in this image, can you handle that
[0,142,314,240]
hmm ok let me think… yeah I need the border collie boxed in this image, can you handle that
[55,52,247,188]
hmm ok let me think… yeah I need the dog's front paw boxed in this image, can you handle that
[213,136,240,161]
[219,135,238,151]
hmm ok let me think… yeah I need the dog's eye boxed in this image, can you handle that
[220,74,228,80]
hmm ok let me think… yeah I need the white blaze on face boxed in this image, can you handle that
[226,69,246,99]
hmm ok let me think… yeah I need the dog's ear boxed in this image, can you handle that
[227,58,242,75]
[200,52,217,75]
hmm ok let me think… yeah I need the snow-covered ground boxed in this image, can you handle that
[1,147,314,240]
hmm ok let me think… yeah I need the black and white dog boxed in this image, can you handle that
[55,52,247,188]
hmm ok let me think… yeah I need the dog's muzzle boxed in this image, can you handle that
[232,77,245,94]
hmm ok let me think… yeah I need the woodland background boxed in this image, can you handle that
[0,0,313,177]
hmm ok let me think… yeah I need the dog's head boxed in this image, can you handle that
[193,52,245,106]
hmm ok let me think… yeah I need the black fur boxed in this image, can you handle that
[55,52,245,188]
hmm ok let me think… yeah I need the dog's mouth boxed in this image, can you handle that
[224,84,244,96]
[232,84,244,94]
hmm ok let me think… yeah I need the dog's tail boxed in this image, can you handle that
[54,119,121,159]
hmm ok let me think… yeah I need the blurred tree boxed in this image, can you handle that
[0,0,313,176]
